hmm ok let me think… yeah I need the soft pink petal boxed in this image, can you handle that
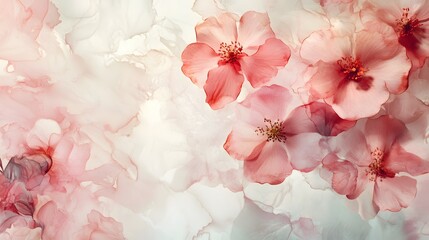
[364,115,405,152]
[415,0,429,19]
[33,201,68,239]
[322,153,358,196]
[400,31,429,70]
[355,182,379,219]
[300,30,352,63]
[181,43,220,87]
[363,47,411,94]
[196,13,238,51]
[286,133,323,172]
[237,11,275,52]
[308,61,343,99]
[366,0,402,25]
[239,38,291,88]
[346,167,370,199]
[355,30,400,66]
[244,142,292,184]
[282,105,318,135]
[240,84,292,121]
[224,122,266,161]
[306,102,356,136]
[385,143,429,176]
[203,63,244,109]
[373,176,417,212]
[330,129,372,167]
[327,76,390,120]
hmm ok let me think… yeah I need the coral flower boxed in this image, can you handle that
[363,0,429,68]
[322,115,429,218]
[300,29,411,120]
[182,11,291,109]
[223,85,344,184]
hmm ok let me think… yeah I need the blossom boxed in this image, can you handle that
[224,85,329,184]
[322,115,429,218]
[0,154,52,232]
[181,11,291,109]
[300,29,411,120]
[362,0,429,69]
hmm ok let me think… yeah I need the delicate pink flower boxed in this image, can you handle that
[300,29,411,120]
[182,11,291,109]
[322,115,429,217]
[363,0,429,69]
[224,85,328,184]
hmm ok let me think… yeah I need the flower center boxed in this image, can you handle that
[219,41,243,63]
[255,118,287,143]
[337,56,367,82]
[366,147,395,181]
[395,8,421,37]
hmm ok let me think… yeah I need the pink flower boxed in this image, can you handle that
[300,29,411,120]
[181,11,291,109]
[362,0,429,69]
[224,85,330,184]
[322,115,429,217]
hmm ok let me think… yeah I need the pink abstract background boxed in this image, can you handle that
[1,0,429,239]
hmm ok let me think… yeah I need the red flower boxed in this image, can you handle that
[182,11,291,109]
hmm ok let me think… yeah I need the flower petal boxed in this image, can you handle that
[373,176,417,212]
[224,121,266,161]
[237,11,275,53]
[308,61,343,99]
[322,153,358,196]
[300,30,352,63]
[363,47,411,95]
[385,143,429,176]
[329,128,372,167]
[286,133,323,172]
[240,84,292,121]
[204,63,244,109]
[181,43,220,87]
[355,182,379,219]
[327,77,390,120]
[307,102,356,136]
[196,13,238,51]
[239,38,291,88]
[282,105,318,136]
[244,142,292,184]
[364,115,405,152]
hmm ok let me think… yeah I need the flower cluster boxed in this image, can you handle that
[182,1,429,219]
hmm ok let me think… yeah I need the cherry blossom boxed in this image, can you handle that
[224,85,333,184]
[322,115,429,218]
[301,28,411,120]
[182,11,291,109]
[362,0,429,69]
